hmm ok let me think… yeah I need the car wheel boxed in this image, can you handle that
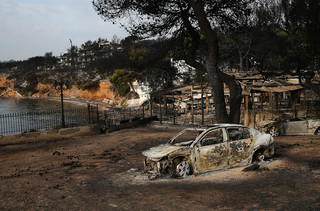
[253,151,265,163]
[269,126,279,137]
[175,161,190,178]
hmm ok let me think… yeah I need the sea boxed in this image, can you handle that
[0,97,84,114]
[0,97,85,136]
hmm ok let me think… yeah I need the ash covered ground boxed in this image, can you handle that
[0,125,319,210]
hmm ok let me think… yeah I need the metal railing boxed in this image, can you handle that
[0,106,99,136]
[0,103,156,136]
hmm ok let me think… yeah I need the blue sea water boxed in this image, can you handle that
[0,98,82,114]
[0,98,86,136]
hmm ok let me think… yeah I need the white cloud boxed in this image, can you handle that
[0,0,128,61]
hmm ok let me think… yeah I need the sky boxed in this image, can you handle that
[0,0,129,62]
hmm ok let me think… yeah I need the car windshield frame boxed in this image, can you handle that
[168,128,206,145]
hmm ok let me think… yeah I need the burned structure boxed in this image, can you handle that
[153,73,320,129]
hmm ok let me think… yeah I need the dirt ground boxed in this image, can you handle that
[0,124,319,210]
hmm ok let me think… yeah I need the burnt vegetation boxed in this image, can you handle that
[0,0,319,120]
[92,0,320,122]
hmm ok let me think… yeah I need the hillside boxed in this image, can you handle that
[0,75,121,105]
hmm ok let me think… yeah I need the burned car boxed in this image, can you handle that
[258,117,320,136]
[143,124,274,178]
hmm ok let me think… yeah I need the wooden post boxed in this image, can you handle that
[206,93,209,114]
[201,80,204,125]
[252,93,255,110]
[291,91,297,118]
[260,92,264,111]
[164,97,167,116]
[172,93,176,124]
[275,93,279,111]
[191,91,194,124]
[301,89,306,110]
[87,103,91,124]
[252,93,255,128]
[269,92,273,110]
[244,95,249,126]
[96,105,100,127]
[178,98,181,114]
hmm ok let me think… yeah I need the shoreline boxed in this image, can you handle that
[0,96,118,111]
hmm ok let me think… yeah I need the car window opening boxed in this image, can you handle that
[201,129,223,146]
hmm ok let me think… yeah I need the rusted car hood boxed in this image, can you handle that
[142,144,184,160]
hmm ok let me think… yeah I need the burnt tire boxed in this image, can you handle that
[253,150,265,163]
[175,161,191,178]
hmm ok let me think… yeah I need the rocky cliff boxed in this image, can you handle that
[0,76,120,105]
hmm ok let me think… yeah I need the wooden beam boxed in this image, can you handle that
[244,95,249,126]
[206,93,209,114]
[191,91,194,124]
[162,95,189,99]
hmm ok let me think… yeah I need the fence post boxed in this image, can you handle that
[96,105,100,128]
[87,104,91,124]
[113,110,116,125]
[104,110,108,127]
[60,85,66,128]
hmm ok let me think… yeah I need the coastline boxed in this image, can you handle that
[0,96,118,111]
[31,96,117,111]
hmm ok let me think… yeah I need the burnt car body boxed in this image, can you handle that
[258,118,320,136]
[143,124,274,178]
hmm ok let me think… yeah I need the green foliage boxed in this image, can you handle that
[109,69,138,96]
[76,80,100,91]
[13,72,39,96]
[129,46,147,68]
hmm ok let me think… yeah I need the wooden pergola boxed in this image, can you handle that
[242,82,304,126]
[154,77,305,126]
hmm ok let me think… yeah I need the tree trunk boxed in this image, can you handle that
[189,0,229,123]
[239,51,243,72]
[219,71,243,123]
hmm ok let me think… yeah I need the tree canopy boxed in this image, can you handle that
[93,0,253,123]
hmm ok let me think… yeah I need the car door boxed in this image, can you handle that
[284,118,308,135]
[194,128,229,173]
[227,127,253,167]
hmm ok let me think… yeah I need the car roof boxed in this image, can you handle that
[183,123,247,131]
[205,123,245,127]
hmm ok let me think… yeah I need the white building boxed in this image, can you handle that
[127,80,152,107]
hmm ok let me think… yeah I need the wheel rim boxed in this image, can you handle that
[257,154,265,162]
[176,161,190,178]
[269,127,279,137]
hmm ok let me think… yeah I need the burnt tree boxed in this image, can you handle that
[93,0,251,123]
